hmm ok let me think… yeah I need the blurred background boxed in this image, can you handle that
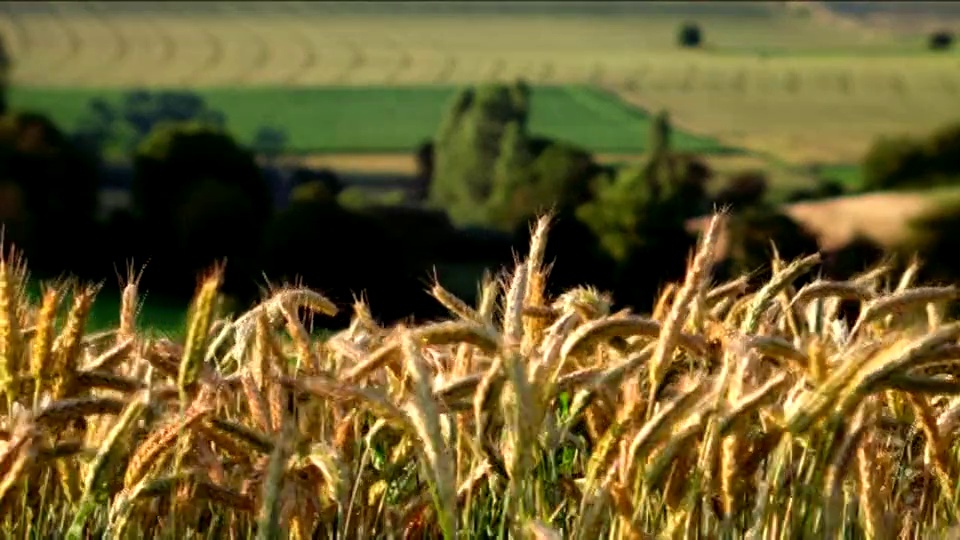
[1,0,959,332]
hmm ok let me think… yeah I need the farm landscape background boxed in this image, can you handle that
[5,0,960,329]
[5,1,960,538]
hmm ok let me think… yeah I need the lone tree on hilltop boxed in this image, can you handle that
[929,30,954,51]
[677,22,703,49]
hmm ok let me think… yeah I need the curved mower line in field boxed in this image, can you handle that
[0,1,928,89]
[31,4,81,85]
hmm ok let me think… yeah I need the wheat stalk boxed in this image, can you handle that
[5,211,960,537]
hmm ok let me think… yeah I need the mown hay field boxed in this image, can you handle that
[3,2,960,164]
[615,54,960,165]
[6,212,960,537]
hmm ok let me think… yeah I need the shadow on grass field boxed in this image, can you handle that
[23,279,351,340]
[88,288,187,336]
[24,280,187,337]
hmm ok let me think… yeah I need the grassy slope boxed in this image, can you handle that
[22,279,187,335]
[8,85,729,154]
[614,53,960,165]
[86,288,186,335]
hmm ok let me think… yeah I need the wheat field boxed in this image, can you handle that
[0,212,959,537]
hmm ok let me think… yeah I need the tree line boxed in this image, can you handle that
[2,69,960,326]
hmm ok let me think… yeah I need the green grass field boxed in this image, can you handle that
[85,289,185,335]
[9,85,734,155]
[22,280,186,335]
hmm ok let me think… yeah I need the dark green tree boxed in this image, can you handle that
[488,139,603,233]
[430,81,601,232]
[74,90,231,160]
[290,168,343,205]
[901,199,960,284]
[576,166,657,262]
[430,82,529,226]
[677,22,703,48]
[930,30,954,51]
[715,171,768,209]
[263,198,451,325]
[575,109,713,307]
[638,111,712,220]
[575,162,697,309]
[485,120,535,227]
[412,140,434,202]
[924,122,960,179]
[824,235,886,281]
[725,206,821,279]
[0,113,99,273]
[861,135,928,190]
[133,122,272,296]
[861,122,960,192]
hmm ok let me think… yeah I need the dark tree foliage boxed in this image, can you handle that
[0,113,100,274]
[861,135,929,190]
[487,140,603,231]
[929,30,954,51]
[862,122,960,191]
[412,140,434,202]
[131,123,271,299]
[574,110,714,310]
[430,81,602,232]
[74,90,230,159]
[823,235,886,281]
[677,22,703,48]
[511,209,618,301]
[290,167,343,203]
[262,200,453,326]
[924,123,960,179]
[816,179,845,198]
[725,206,821,283]
[901,200,960,284]
[715,171,768,210]
[785,183,846,203]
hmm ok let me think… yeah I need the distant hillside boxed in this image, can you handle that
[4,1,784,17]
[10,1,958,21]
[814,1,960,33]
[772,1,960,37]
[821,2,960,18]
